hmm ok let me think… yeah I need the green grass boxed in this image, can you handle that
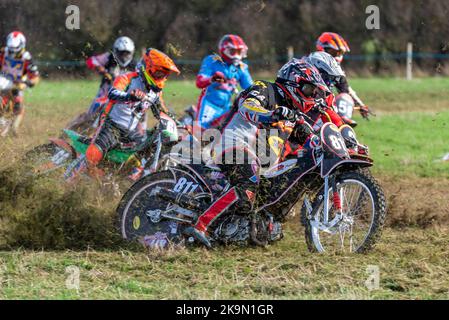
[1,77,448,299]
[355,111,449,178]
[347,77,449,113]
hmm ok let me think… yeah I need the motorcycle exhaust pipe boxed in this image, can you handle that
[154,187,202,211]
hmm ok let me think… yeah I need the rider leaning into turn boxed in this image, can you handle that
[194,34,253,131]
[315,32,371,124]
[67,36,137,131]
[187,59,345,248]
[84,48,180,180]
[0,31,40,135]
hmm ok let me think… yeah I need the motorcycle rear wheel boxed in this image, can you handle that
[23,143,74,177]
[116,170,207,249]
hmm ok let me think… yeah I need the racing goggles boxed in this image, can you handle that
[152,68,172,80]
[224,47,244,60]
[299,83,322,98]
[117,50,133,62]
[321,72,342,87]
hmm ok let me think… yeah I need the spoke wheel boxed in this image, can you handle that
[301,171,387,253]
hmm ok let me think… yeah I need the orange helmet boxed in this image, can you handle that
[139,48,180,89]
[316,32,350,63]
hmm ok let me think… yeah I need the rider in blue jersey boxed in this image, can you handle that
[195,34,253,130]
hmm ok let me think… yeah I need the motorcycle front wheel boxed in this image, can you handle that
[301,170,387,253]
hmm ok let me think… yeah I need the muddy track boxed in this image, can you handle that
[0,167,448,249]
[378,175,449,228]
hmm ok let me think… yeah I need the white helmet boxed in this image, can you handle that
[306,51,345,87]
[112,36,135,67]
[6,31,26,56]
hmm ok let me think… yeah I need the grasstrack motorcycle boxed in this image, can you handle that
[23,95,181,181]
[117,114,387,253]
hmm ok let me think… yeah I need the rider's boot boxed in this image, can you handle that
[183,226,212,249]
[85,144,105,180]
[186,187,240,248]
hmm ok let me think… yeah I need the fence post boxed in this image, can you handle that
[287,46,294,62]
[406,42,413,80]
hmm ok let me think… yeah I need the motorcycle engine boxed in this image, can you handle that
[214,215,251,245]
[214,214,284,245]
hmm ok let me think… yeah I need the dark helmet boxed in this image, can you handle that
[276,58,331,112]
[306,51,345,87]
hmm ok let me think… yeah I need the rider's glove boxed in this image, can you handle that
[103,73,113,82]
[359,105,370,119]
[293,119,315,146]
[314,98,328,114]
[273,106,297,121]
[129,89,146,102]
[211,71,226,83]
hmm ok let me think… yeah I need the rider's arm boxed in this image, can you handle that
[335,76,350,93]
[348,86,366,107]
[157,92,169,113]
[238,63,253,90]
[108,73,134,102]
[238,94,276,124]
[86,52,110,74]
[196,56,215,89]
[24,54,40,87]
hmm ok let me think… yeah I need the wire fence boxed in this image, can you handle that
[35,52,449,67]
[34,51,449,80]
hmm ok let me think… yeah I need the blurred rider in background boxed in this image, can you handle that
[193,34,253,132]
[67,36,137,132]
[315,32,372,124]
[83,48,180,180]
[0,31,40,136]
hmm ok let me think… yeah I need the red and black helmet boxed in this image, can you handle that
[316,32,350,63]
[218,34,248,66]
[276,58,331,113]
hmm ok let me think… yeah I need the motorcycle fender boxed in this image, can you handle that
[168,163,213,195]
[322,159,373,177]
[49,138,76,158]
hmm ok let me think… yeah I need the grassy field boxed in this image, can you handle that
[0,77,449,299]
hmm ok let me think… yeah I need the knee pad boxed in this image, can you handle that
[86,144,104,166]
[234,187,256,212]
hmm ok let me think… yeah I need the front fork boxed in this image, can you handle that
[145,132,162,175]
[322,175,343,226]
